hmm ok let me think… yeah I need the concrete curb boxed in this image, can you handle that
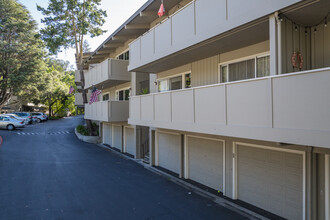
[96,144,269,220]
[75,128,101,144]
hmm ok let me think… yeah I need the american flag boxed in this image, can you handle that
[158,1,165,17]
[89,86,101,104]
[69,86,75,94]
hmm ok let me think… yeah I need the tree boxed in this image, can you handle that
[40,58,74,117]
[0,0,46,108]
[37,0,107,135]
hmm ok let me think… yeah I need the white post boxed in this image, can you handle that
[269,14,278,76]
[325,155,330,220]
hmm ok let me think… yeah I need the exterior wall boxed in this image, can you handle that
[101,82,131,100]
[156,41,269,87]
[281,21,330,74]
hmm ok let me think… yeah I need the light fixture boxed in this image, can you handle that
[325,17,328,27]
[305,28,308,36]
[294,24,298,31]
[314,27,317,33]
[278,14,283,22]
[154,81,158,86]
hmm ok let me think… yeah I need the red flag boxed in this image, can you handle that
[158,3,165,17]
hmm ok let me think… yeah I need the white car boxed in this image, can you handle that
[0,115,25,130]
[5,114,29,125]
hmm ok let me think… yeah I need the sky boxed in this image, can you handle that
[18,0,148,69]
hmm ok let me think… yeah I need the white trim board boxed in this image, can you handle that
[325,154,330,220]
[232,142,306,220]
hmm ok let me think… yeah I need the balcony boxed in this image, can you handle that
[84,58,130,89]
[74,93,84,107]
[85,100,129,122]
[75,70,81,84]
[129,68,330,148]
[128,0,301,73]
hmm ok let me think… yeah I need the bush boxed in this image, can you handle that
[77,125,88,136]
[49,116,61,120]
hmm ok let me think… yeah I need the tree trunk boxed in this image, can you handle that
[79,59,94,136]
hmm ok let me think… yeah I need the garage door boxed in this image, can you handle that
[187,136,224,191]
[237,144,304,220]
[125,127,135,157]
[158,132,181,174]
[112,125,122,151]
[103,123,112,145]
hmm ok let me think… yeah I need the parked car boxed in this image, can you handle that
[13,112,33,124]
[0,115,25,130]
[5,113,29,125]
[31,112,48,123]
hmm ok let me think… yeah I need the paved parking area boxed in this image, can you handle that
[0,116,247,220]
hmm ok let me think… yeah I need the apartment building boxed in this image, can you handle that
[75,0,330,219]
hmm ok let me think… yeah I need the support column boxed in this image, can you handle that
[326,154,330,220]
[269,14,278,76]
[276,13,283,74]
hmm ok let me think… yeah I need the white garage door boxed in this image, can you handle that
[187,136,224,191]
[125,127,135,157]
[112,125,122,151]
[158,132,181,174]
[237,144,304,220]
[102,123,112,145]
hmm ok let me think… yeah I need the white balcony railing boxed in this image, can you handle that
[128,0,301,71]
[84,58,130,89]
[74,93,84,106]
[75,70,81,83]
[85,100,129,122]
[129,68,330,148]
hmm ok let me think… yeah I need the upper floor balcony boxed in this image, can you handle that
[85,58,130,89]
[129,67,330,149]
[128,0,301,73]
[75,70,81,84]
[74,93,84,107]
[85,100,129,122]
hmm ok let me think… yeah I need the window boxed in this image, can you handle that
[157,72,191,92]
[117,51,129,61]
[220,54,270,83]
[115,88,130,101]
[102,93,109,101]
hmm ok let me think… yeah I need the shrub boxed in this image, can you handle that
[49,116,61,120]
[77,125,88,136]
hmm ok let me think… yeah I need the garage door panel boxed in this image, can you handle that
[113,125,122,151]
[188,137,223,191]
[103,123,112,145]
[125,127,135,157]
[158,132,181,174]
[237,144,303,220]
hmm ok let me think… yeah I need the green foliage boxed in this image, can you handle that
[49,116,61,120]
[0,0,46,107]
[37,0,107,55]
[40,58,76,117]
[141,88,149,95]
[77,124,88,136]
